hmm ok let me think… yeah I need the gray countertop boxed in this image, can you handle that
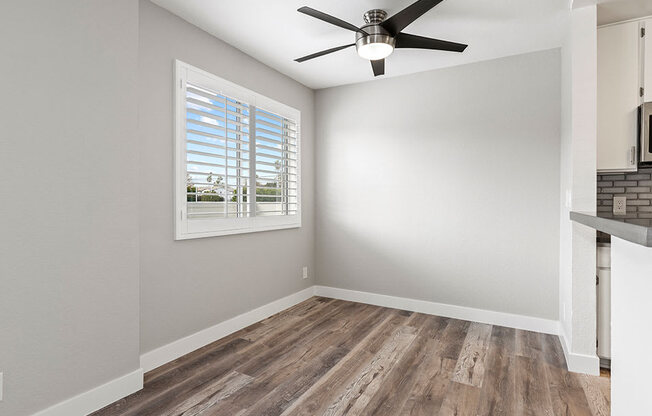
[570,211,652,247]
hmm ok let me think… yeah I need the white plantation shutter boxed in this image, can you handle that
[175,61,301,239]
[254,108,299,216]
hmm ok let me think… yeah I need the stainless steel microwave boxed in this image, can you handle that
[642,102,652,164]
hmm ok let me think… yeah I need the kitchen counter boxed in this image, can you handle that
[570,211,652,247]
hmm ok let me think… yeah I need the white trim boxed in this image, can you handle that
[313,285,560,335]
[31,368,143,416]
[558,322,600,375]
[140,286,315,372]
[174,222,300,240]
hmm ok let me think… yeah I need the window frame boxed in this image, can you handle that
[174,60,302,240]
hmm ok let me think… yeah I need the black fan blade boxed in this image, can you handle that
[298,6,367,34]
[395,33,467,52]
[295,44,355,63]
[371,59,385,76]
[381,0,444,35]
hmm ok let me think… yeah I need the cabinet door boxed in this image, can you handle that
[598,21,641,172]
[645,19,652,102]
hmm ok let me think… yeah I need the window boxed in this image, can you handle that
[174,60,301,239]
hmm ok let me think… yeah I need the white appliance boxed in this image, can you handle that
[597,243,611,360]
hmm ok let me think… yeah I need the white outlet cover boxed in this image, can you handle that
[302,266,308,279]
[613,197,627,215]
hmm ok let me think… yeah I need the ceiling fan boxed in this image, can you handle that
[294,0,468,77]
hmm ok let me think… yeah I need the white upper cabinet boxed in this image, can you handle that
[645,19,652,102]
[597,21,642,172]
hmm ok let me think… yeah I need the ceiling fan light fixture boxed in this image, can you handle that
[356,41,394,60]
[355,34,395,60]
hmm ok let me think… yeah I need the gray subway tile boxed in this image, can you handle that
[601,175,626,181]
[625,173,651,180]
[637,193,652,199]
[628,199,651,206]
[627,187,652,193]
[601,187,625,193]
[597,181,613,187]
[615,181,638,187]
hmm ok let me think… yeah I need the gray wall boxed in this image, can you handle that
[315,49,562,320]
[138,0,315,354]
[0,1,140,415]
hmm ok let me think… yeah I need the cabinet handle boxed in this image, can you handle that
[630,146,636,165]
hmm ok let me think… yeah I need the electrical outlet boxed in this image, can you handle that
[614,196,627,215]
[302,266,308,279]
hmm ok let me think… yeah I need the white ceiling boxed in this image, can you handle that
[597,0,652,26]
[151,0,571,89]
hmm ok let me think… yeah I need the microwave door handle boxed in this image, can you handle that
[649,114,652,158]
[647,112,652,161]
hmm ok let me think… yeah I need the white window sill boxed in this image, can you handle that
[175,222,301,240]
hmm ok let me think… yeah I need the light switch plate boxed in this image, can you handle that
[614,197,627,215]
[302,266,308,279]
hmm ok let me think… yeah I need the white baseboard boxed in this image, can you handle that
[314,285,560,335]
[32,368,143,416]
[557,323,600,375]
[140,286,315,372]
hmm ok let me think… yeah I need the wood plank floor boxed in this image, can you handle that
[91,297,610,416]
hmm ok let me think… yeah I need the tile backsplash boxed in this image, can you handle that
[597,168,652,219]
